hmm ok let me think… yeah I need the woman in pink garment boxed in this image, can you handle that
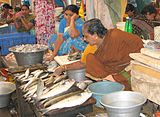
[34,0,55,45]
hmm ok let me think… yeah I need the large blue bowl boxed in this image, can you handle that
[88,81,125,107]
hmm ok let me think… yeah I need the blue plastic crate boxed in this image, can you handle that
[0,32,36,55]
[0,24,16,34]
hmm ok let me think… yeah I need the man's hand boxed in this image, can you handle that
[53,66,65,76]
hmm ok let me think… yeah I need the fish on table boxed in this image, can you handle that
[37,79,75,101]
[41,91,92,114]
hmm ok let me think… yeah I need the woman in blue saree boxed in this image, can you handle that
[48,4,87,60]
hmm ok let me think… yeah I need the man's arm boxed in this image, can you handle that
[54,61,85,76]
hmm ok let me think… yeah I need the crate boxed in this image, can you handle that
[0,32,36,55]
[0,24,17,34]
[131,70,160,105]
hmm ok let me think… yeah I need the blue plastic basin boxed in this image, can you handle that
[88,81,125,107]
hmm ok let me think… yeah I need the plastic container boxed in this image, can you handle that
[87,81,125,107]
[0,32,36,55]
[100,91,146,117]
[0,24,16,34]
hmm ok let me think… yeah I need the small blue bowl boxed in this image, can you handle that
[88,81,125,108]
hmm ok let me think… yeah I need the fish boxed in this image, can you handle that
[53,74,67,84]
[38,79,75,100]
[21,74,34,82]
[41,91,92,114]
[34,70,44,78]
[39,73,49,79]
[17,73,25,80]
[44,90,83,108]
[10,44,48,53]
[31,70,41,75]
[45,75,54,85]
[36,78,44,98]
[23,85,37,98]
[23,77,38,90]
[25,68,30,79]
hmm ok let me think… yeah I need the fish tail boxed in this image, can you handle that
[41,108,49,115]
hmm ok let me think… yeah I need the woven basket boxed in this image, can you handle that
[131,70,160,105]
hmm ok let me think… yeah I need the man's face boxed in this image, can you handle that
[2,7,9,13]
[146,12,156,21]
[82,27,96,46]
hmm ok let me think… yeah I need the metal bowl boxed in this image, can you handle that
[13,51,45,66]
[9,44,48,66]
[100,91,146,117]
[67,68,86,82]
[0,82,16,108]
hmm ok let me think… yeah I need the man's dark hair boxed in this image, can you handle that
[84,18,107,38]
[64,4,79,15]
[141,5,157,15]
[14,7,21,12]
[2,3,11,9]
[126,4,135,13]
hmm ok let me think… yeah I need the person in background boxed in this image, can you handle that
[48,4,87,60]
[54,18,143,90]
[0,3,13,25]
[14,4,35,33]
[132,4,157,40]
[124,4,136,19]
[14,7,21,13]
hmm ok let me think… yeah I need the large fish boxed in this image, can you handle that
[36,78,45,98]
[38,79,75,100]
[41,91,92,114]
[43,90,83,108]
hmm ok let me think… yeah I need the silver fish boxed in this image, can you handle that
[17,74,25,80]
[25,68,30,79]
[44,90,83,108]
[38,79,75,100]
[41,91,92,114]
[53,74,67,84]
[23,77,37,90]
[36,78,44,98]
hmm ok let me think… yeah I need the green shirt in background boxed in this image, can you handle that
[17,14,35,33]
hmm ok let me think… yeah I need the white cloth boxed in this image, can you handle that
[94,0,114,29]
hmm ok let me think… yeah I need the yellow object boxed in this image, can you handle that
[121,0,127,21]
[0,0,10,4]
[81,45,97,64]
[79,0,85,20]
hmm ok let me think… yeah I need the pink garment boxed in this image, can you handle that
[35,0,55,45]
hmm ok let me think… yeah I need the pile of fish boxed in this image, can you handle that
[9,44,48,53]
[15,68,92,115]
